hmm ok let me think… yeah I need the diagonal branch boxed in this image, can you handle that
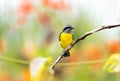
[50,24,120,70]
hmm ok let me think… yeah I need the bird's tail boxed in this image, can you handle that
[63,51,70,57]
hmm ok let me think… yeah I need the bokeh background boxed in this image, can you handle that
[0,0,120,81]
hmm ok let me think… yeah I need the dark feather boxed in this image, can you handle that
[59,32,62,41]
[63,51,70,57]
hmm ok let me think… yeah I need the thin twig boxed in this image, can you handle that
[50,24,120,70]
[0,56,29,64]
[57,59,106,67]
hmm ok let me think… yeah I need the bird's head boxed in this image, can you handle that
[62,25,74,33]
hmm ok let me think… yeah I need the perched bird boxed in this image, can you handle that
[59,25,74,57]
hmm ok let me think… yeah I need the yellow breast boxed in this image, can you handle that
[60,32,73,49]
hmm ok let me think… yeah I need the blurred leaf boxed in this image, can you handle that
[30,57,53,81]
[103,53,120,73]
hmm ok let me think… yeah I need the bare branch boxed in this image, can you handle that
[50,24,120,70]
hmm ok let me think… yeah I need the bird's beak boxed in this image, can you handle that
[72,27,74,29]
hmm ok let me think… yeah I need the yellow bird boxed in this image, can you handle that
[59,25,74,57]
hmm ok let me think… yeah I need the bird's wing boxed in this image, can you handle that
[72,34,74,40]
[59,32,62,41]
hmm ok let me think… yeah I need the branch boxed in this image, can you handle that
[0,56,29,65]
[58,59,106,67]
[50,24,120,70]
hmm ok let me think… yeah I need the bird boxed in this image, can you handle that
[59,25,74,57]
